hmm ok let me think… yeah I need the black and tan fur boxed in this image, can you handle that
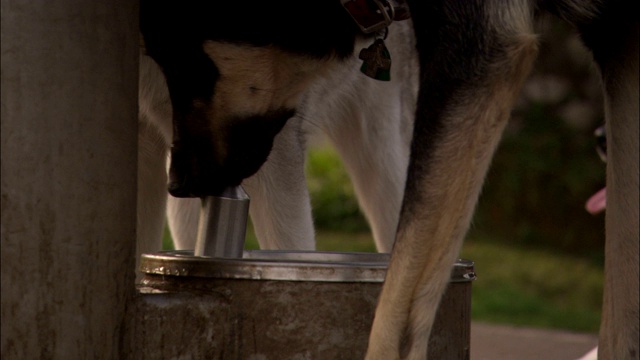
[139,1,638,359]
[137,0,417,261]
[366,1,637,359]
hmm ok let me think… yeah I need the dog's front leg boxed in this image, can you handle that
[242,116,316,250]
[366,2,538,359]
[136,115,169,281]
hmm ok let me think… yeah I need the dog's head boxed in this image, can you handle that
[140,1,357,197]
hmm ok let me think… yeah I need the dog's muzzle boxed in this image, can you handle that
[168,139,235,198]
[167,109,293,198]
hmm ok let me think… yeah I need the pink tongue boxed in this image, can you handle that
[585,187,606,215]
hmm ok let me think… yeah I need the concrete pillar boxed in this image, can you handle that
[1,2,139,359]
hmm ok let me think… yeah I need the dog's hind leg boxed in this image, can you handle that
[582,9,639,359]
[366,1,538,359]
[323,77,414,253]
[308,24,418,252]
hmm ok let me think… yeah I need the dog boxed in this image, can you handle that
[139,1,638,359]
[137,2,417,264]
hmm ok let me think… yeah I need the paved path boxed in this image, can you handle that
[471,322,599,360]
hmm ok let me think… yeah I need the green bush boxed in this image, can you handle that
[461,240,603,332]
[305,146,370,232]
[470,102,606,260]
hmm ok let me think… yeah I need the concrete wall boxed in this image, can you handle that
[1,2,139,359]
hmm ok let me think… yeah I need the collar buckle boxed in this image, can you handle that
[342,0,410,34]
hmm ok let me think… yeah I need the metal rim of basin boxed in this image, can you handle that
[140,250,476,283]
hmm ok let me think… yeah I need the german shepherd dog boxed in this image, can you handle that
[137,6,417,259]
[139,1,638,359]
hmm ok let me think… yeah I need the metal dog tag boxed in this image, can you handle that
[359,38,391,81]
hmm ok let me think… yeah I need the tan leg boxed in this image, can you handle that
[366,2,538,358]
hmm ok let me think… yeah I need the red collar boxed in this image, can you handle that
[341,0,411,34]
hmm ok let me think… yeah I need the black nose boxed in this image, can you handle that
[167,140,236,198]
[167,109,293,197]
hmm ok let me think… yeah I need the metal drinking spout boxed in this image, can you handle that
[194,186,250,258]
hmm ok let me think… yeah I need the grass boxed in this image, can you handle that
[163,224,603,333]
[460,239,603,333]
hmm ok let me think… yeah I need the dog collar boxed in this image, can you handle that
[341,0,411,34]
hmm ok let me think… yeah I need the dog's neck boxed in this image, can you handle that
[141,1,366,60]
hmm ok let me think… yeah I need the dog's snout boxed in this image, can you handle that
[168,110,294,198]
[167,142,198,198]
[168,140,233,198]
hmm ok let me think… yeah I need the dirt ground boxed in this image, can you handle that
[471,322,599,360]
